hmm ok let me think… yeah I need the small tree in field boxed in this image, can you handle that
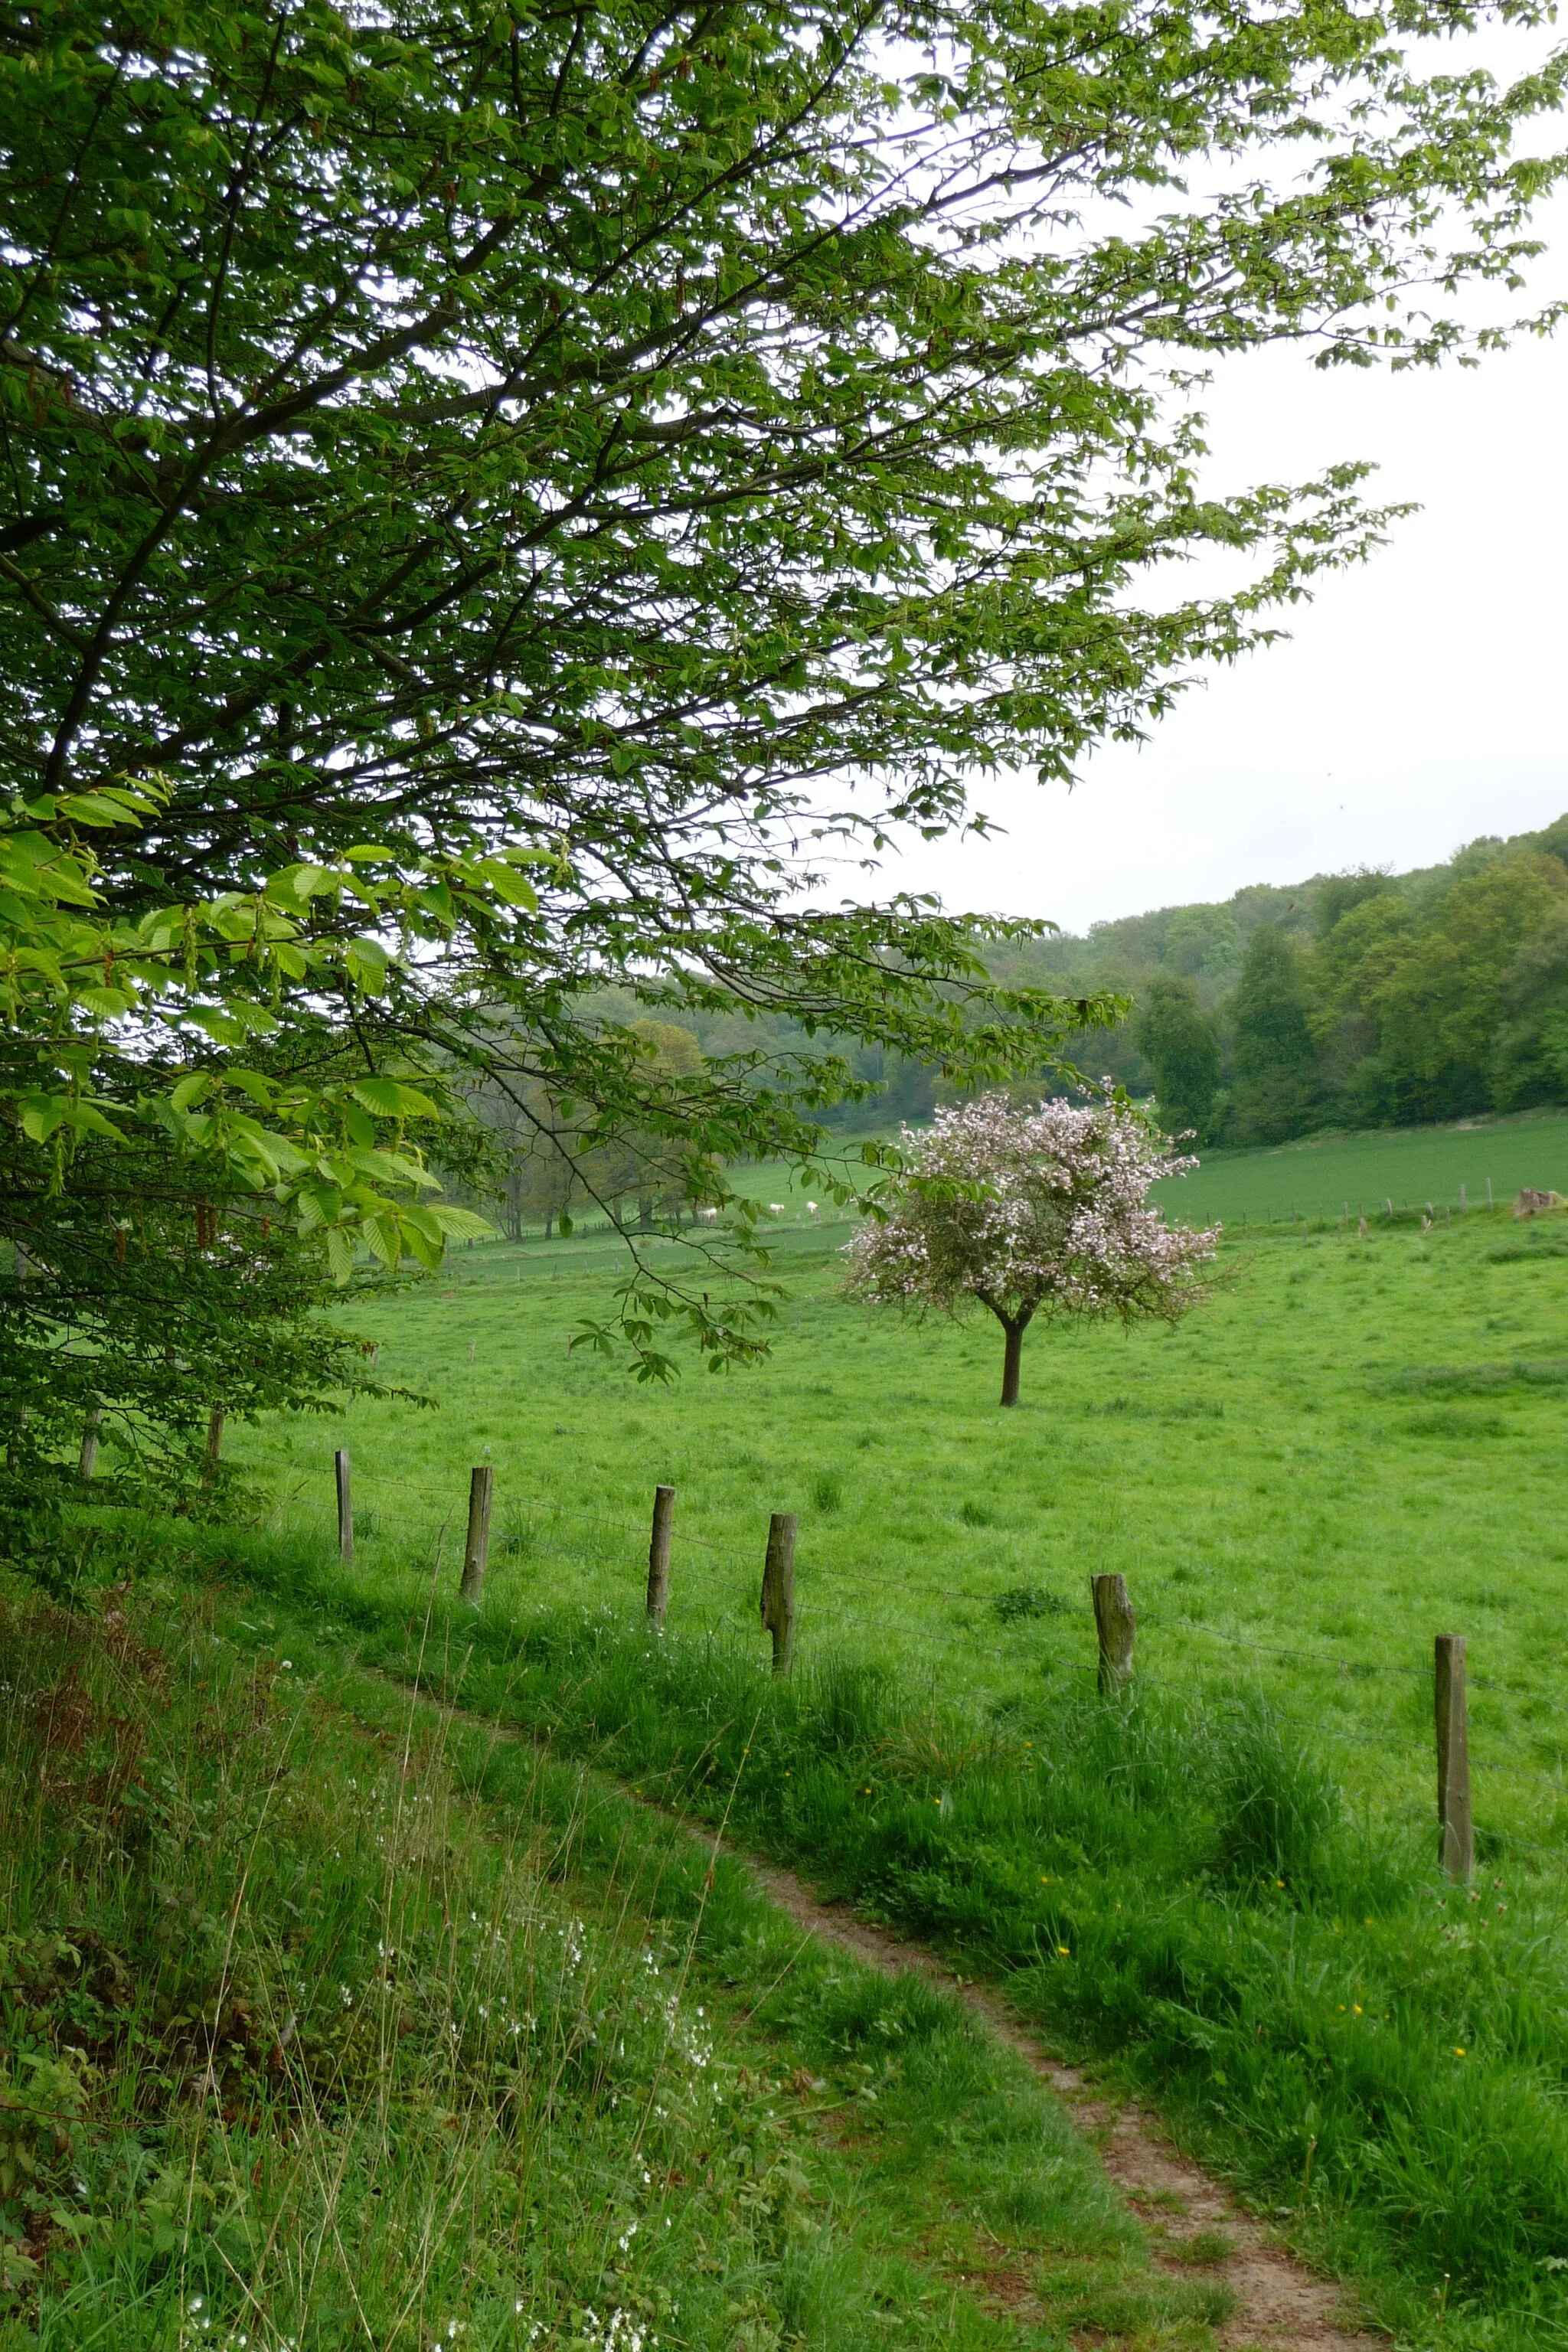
[844,1092,1218,1406]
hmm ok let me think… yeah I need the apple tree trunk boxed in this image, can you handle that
[999,1312,1031,1407]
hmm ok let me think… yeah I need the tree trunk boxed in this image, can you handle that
[999,1316,1027,1406]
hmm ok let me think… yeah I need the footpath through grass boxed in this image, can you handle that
[198,1537,1568,2352]
[2,1573,1220,2352]
[60,1166,1568,2347]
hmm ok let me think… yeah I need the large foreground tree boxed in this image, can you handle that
[0,0,1562,1471]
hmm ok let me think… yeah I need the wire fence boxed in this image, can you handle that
[273,1451,1568,1858]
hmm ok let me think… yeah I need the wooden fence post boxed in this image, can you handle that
[78,1406,102,1483]
[1435,1634,1473,1883]
[460,1465,494,1606]
[1091,1572,1136,1694]
[205,1405,224,1465]
[646,1485,675,1626]
[335,1448,354,1562]
[760,1512,797,1675]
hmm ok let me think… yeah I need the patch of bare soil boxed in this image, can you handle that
[744,1859,1379,2351]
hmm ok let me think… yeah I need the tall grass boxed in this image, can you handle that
[200,1534,1568,2349]
[0,1589,760,2348]
[0,1574,1226,2352]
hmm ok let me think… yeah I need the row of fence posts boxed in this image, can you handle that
[1091,1575,1474,1878]
[332,1449,801,1677]
[1240,1178,1501,1229]
[328,1455,1475,1883]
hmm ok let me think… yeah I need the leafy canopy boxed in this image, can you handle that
[1,0,1563,1381]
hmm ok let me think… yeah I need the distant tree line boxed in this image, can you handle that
[964,812,1568,1148]
[443,1001,942,1240]
[458,814,1568,1227]
[566,814,1568,1167]
[457,1019,714,1241]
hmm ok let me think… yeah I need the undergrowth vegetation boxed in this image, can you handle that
[188,1540,1568,2352]
[0,1576,1221,2352]
[22,1199,1568,2347]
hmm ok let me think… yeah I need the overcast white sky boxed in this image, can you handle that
[881,178,1568,937]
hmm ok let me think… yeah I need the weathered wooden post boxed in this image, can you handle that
[646,1485,675,1626]
[1435,1634,1473,1883]
[335,1448,354,1562]
[460,1466,494,1606]
[78,1406,102,1483]
[760,1512,797,1675]
[205,1405,225,1464]
[1091,1573,1136,1694]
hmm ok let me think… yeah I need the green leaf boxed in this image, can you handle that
[425,1204,493,1240]
[323,1224,356,1282]
[18,1094,67,1144]
[348,1078,442,1120]
[343,937,391,992]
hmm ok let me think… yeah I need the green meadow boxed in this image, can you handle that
[230,1168,1568,1859]
[1148,1106,1568,1229]
[67,1117,1568,2347]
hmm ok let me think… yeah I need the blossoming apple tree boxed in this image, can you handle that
[844,1093,1219,1406]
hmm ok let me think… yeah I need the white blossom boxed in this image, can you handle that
[844,1086,1217,1400]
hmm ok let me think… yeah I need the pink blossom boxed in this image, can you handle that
[842,1086,1218,1404]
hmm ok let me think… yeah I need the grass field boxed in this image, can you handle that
[222,1196,1568,1852]
[5,1579,1214,2351]
[1147,1107,1568,1229]
[56,1120,1568,2346]
[727,1102,1568,1230]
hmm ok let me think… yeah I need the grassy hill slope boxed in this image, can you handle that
[55,1200,1568,2346]
[2,1577,1221,2352]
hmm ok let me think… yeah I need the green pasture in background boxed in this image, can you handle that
[1148,1106,1568,1227]
[540,1107,1568,1242]
[224,1193,1568,1874]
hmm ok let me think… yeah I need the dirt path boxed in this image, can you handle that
[742,1856,1378,2351]
[384,1672,1377,2350]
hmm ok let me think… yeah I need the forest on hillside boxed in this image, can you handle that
[703,808,1568,1150]
[1001,809,1568,1146]
[776,806,1568,1151]
[462,811,1568,1232]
